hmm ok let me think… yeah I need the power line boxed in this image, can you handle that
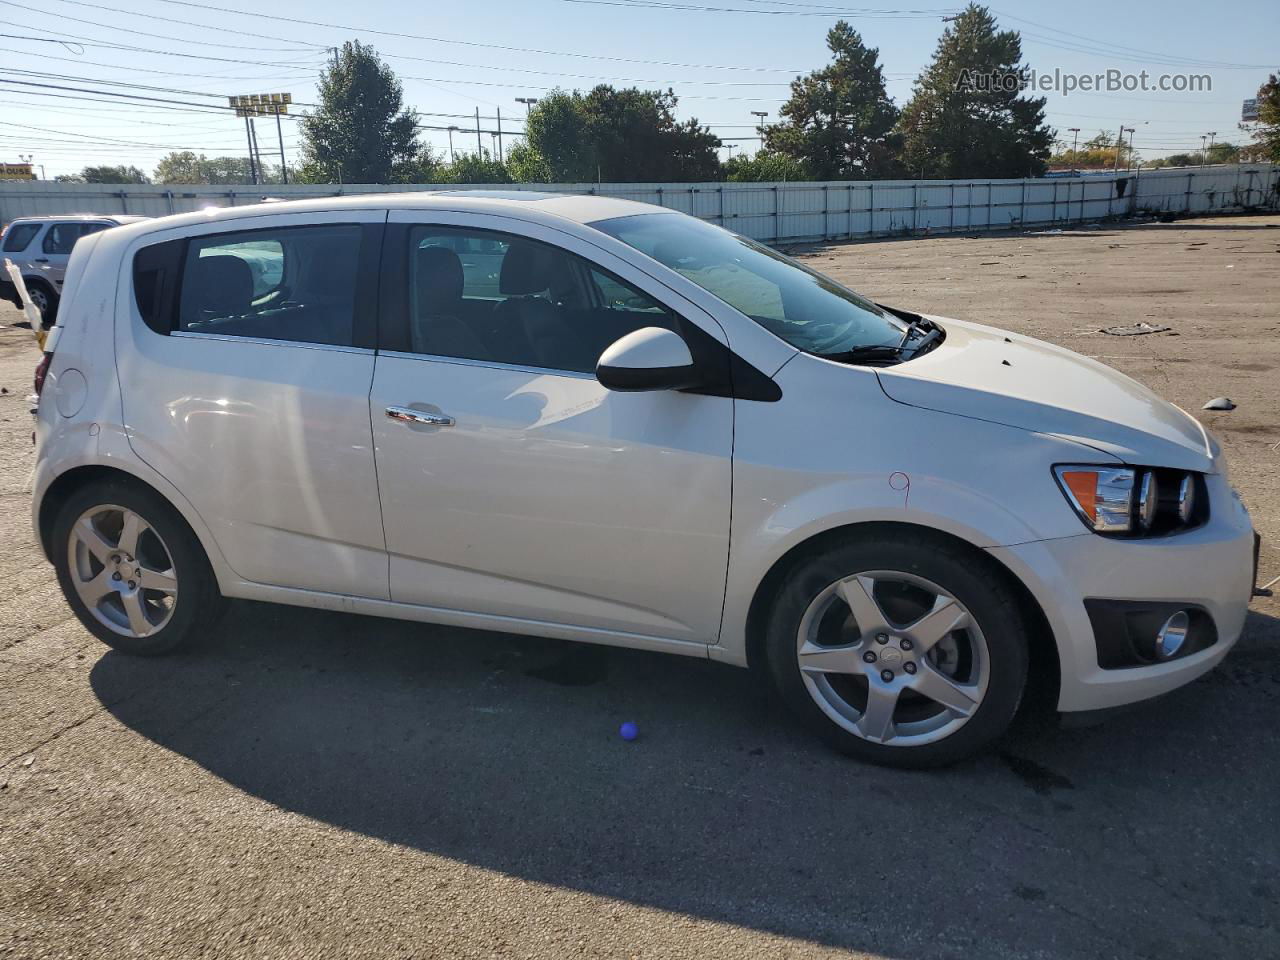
[134,0,815,73]
[552,0,954,16]
[21,0,325,50]
[0,44,319,83]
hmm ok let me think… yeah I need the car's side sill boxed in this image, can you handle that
[224,579,714,659]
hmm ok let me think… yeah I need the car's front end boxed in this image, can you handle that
[871,315,1258,716]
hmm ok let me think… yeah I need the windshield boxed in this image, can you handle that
[592,213,907,357]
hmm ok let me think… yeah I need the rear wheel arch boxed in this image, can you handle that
[743,521,1060,710]
[39,465,214,570]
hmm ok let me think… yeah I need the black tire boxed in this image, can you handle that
[764,530,1030,769]
[25,279,58,327]
[51,479,225,655]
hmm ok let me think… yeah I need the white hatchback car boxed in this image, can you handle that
[31,192,1260,767]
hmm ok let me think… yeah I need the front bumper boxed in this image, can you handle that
[988,473,1255,713]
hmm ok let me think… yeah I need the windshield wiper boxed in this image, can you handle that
[821,324,945,366]
[819,344,910,365]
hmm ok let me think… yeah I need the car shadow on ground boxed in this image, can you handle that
[89,602,1280,958]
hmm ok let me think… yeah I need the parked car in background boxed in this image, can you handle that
[29,193,1260,767]
[1,214,148,323]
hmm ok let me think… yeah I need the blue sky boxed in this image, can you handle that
[1,0,1276,178]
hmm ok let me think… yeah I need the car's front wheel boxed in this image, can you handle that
[764,531,1030,768]
[52,480,224,655]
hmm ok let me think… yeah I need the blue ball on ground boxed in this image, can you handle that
[619,721,639,742]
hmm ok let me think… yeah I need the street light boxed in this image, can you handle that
[515,97,538,115]
[1067,127,1080,170]
[19,153,44,180]
[1113,126,1133,173]
[446,126,459,164]
[1206,131,1217,164]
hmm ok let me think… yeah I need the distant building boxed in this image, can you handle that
[0,163,35,181]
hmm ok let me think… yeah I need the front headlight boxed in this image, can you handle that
[1054,465,1207,536]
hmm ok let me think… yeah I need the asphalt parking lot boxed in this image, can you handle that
[1,214,1278,959]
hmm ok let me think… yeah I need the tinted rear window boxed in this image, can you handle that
[2,223,40,252]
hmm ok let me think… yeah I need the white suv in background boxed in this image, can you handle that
[30,193,1260,767]
[1,214,147,323]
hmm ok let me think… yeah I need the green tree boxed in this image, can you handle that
[519,86,720,182]
[762,21,899,179]
[722,150,812,182]
[55,164,149,184]
[298,40,424,183]
[896,4,1053,179]
[1048,131,1138,170]
[504,140,553,182]
[153,152,288,184]
[520,90,596,181]
[433,150,512,184]
[1244,74,1280,163]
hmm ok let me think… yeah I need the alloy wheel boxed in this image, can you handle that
[67,504,178,638]
[796,570,989,747]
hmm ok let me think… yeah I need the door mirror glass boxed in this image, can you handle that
[596,327,700,392]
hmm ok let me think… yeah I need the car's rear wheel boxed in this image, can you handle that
[52,480,224,655]
[764,531,1030,768]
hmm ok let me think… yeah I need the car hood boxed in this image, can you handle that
[874,316,1216,473]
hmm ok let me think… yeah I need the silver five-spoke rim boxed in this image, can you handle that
[68,504,178,638]
[796,570,989,747]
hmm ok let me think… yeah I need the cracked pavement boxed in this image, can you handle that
[1,215,1278,959]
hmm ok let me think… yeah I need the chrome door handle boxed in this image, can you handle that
[385,405,455,427]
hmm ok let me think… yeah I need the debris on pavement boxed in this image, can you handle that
[1100,322,1172,336]
[1202,397,1237,411]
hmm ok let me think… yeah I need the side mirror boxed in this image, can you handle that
[596,327,701,392]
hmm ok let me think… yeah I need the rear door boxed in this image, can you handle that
[118,209,391,599]
[368,210,734,645]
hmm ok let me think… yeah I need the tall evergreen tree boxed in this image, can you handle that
[896,4,1053,179]
[298,41,425,184]
[763,21,900,179]
[1245,74,1280,163]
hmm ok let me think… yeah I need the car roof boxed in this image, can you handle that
[111,191,676,241]
[7,214,148,224]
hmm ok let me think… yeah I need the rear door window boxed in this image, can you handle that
[177,224,362,347]
[2,223,41,252]
[42,223,87,255]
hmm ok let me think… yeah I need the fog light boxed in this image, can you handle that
[1155,611,1190,660]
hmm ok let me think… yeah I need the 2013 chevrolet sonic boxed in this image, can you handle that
[30,192,1259,767]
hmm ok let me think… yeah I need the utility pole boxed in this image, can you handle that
[447,126,458,164]
[496,106,504,163]
[1206,131,1217,164]
[244,115,259,185]
[475,107,482,155]
[1200,134,1208,164]
[275,108,288,184]
[1111,126,1131,175]
[751,110,768,154]
[1067,127,1080,170]
[250,118,266,185]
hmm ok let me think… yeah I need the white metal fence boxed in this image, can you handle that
[2,163,1275,244]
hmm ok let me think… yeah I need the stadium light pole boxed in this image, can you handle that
[515,97,538,116]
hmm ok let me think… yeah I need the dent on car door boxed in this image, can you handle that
[368,215,735,644]
[119,212,392,599]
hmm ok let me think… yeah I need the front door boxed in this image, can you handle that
[369,212,733,645]
[116,210,390,599]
